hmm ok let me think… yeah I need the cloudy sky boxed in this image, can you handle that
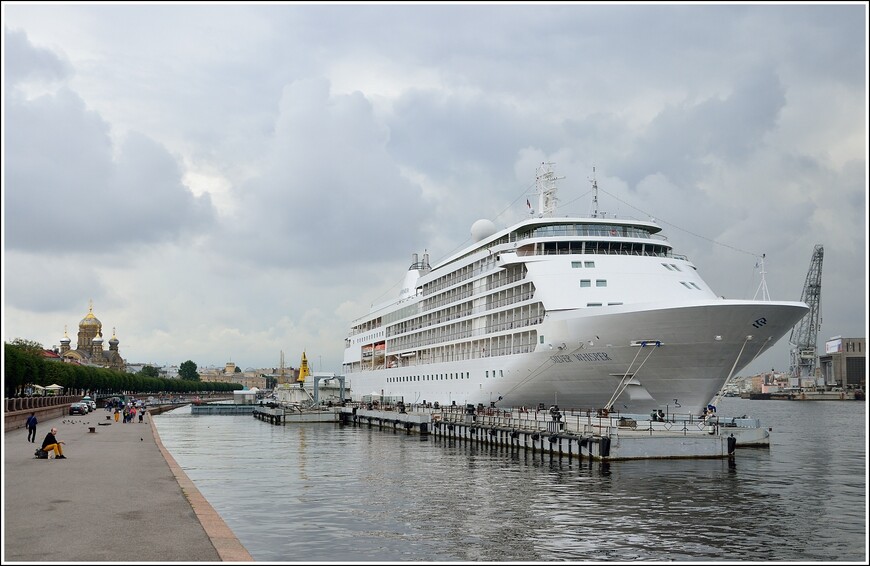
[2,3,867,378]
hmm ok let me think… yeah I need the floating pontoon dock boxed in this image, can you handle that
[250,402,768,461]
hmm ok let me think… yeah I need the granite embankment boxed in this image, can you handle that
[3,406,253,562]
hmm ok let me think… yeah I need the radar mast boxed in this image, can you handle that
[590,166,599,218]
[534,162,563,217]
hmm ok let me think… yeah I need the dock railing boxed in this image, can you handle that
[341,401,717,437]
[427,405,712,437]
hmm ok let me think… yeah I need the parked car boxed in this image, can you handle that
[81,397,97,411]
[69,402,88,415]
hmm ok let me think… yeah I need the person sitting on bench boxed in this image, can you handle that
[41,427,66,459]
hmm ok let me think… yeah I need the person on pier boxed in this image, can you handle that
[41,427,66,459]
[25,412,38,443]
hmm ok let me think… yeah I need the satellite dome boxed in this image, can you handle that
[471,219,497,243]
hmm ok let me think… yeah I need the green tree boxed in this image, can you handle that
[7,338,45,356]
[179,360,199,381]
[140,365,160,378]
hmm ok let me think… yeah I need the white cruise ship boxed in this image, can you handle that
[343,164,808,415]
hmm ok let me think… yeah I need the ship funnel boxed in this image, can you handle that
[401,251,430,299]
[399,270,420,299]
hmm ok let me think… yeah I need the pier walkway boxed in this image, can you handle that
[2,407,252,562]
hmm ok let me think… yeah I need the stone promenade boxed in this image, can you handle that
[3,408,253,562]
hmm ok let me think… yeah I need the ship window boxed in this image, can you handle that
[580,280,591,288]
[500,370,504,377]
[585,261,595,268]
[671,264,681,271]
[596,280,607,287]
[486,371,489,378]
[587,303,602,307]
[540,336,544,344]
[572,261,583,268]
[690,282,701,290]
[608,302,623,306]
[661,263,673,271]
[681,282,692,289]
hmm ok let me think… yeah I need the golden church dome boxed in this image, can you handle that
[79,302,102,328]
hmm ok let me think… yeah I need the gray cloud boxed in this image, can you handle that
[220,78,428,270]
[4,30,216,255]
[3,27,71,86]
[2,5,865,376]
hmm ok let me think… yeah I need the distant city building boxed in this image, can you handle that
[199,361,268,389]
[160,365,180,379]
[41,349,61,361]
[819,337,866,389]
[59,302,125,371]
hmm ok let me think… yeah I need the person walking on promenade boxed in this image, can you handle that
[41,427,66,459]
[26,412,38,443]
[114,408,120,423]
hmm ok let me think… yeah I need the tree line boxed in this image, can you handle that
[4,339,241,398]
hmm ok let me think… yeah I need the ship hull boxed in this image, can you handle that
[347,300,807,415]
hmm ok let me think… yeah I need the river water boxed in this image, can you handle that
[152,398,867,562]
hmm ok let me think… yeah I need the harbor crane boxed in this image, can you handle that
[788,244,824,379]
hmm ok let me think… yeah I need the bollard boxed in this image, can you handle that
[88,427,96,433]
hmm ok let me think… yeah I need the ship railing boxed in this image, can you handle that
[514,247,687,261]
